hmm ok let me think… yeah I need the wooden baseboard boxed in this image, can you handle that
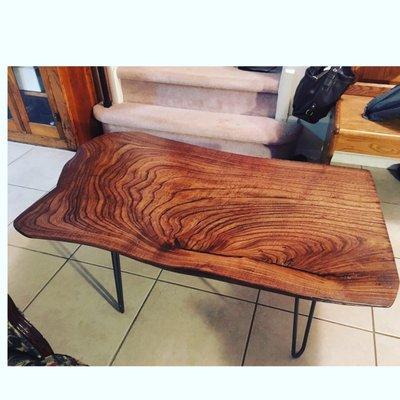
[8,130,70,150]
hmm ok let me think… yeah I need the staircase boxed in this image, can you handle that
[94,67,301,158]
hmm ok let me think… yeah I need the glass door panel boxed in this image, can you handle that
[12,67,56,127]
[8,66,64,141]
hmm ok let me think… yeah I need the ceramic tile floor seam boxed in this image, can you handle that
[22,245,82,313]
[8,147,35,166]
[371,307,378,366]
[8,183,49,192]
[241,289,260,366]
[109,268,163,365]
[8,244,75,261]
[157,278,258,305]
[256,302,376,334]
[68,257,162,282]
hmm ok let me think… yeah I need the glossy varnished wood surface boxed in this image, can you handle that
[14,132,398,307]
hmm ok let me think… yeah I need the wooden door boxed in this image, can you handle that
[8,67,101,150]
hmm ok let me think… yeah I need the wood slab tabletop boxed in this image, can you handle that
[14,132,399,307]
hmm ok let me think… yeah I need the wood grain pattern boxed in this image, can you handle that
[340,95,400,136]
[14,132,398,307]
[57,67,101,147]
[8,131,69,150]
[345,82,395,97]
[353,67,400,84]
[332,94,400,158]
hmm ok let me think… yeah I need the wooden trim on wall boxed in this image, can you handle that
[39,67,77,149]
[57,67,102,147]
[8,130,69,150]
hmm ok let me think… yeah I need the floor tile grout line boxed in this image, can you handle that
[7,244,159,281]
[241,289,260,366]
[7,147,35,167]
[22,245,82,313]
[8,183,48,192]
[381,200,400,206]
[371,307,378,366]
[8,244,76,261]
[68,257,160,281]
[256,303,377,334]
[157,278,258,305]
[374,331,400,340]
[108,269,163,365]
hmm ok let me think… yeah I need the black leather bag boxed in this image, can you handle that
[237,66,280,73]
[292,67,355,123]
[363,85,400,122]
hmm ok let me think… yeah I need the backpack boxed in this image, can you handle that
[363,85,400,122]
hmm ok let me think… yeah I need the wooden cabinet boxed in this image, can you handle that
[8,67,102,150]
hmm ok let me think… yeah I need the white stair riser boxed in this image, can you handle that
[103,123,297,160]
[120,79,277,117]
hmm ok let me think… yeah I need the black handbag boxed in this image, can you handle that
[363,85,400,122]
[237,66,280,73]
[292,67,355,123]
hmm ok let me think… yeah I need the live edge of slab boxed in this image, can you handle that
[14,132,399,307]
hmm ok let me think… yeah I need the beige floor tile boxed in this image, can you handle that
[72,245,161,279]
[24,260,155,366]
[374,259,400,337]
[381,203,400,258]
[363,166,400,205]
[258,291,373,330]
[8,246,66,310]
[8,145,75,191]
[159,270,258,302]
[8,185,46,224]
[375,334,400,366]
[113,281,254,365]
[244,305,375,366]
[8,141,33,164]
[8,225,79,258]
[331,151,399,169]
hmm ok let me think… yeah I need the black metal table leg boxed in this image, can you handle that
[291,297,316,358]
[111,252,124,313]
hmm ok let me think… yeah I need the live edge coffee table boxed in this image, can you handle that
[14,132,399,359]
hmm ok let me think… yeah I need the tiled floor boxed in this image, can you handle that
[7,141,400,366]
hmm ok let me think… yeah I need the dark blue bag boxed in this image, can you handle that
[364,85,400,122]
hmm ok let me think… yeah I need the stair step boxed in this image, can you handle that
[117,67,280,94]
[94,103,298,145]
[121,79,277,117]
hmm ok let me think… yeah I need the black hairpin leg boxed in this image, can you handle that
[291,297,316,358]
[111,252,124,313]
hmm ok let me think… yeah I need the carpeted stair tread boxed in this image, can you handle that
[94,102,297,145]
[117,67,280,94]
